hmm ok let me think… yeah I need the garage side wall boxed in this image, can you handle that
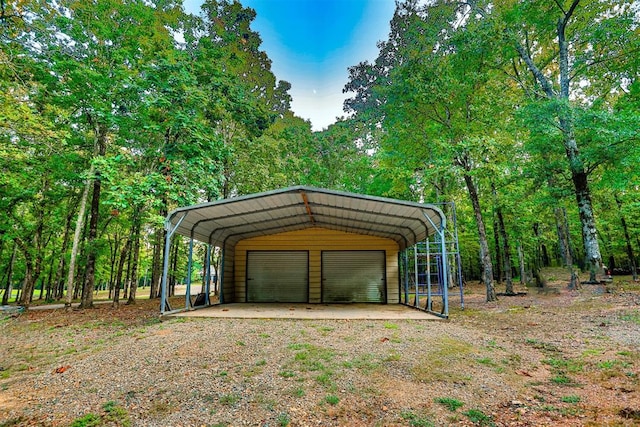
[234,227,400,303]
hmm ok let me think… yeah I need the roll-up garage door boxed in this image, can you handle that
[247,251,308,302]
[322,251,386,303]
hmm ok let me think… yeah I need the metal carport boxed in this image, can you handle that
[160,186,450,316]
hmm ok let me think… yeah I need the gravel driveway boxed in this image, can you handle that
[1,279,639,426]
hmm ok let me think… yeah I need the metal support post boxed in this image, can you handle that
[160,213,187,315]
[423,211,449,317]
[413,244,419,307]
[426,239,432,311]
[204,244,211,306]
[185,237,194,310]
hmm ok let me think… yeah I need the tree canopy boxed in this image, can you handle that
[1,0,638,305]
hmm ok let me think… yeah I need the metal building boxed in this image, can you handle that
[160,186,452,317]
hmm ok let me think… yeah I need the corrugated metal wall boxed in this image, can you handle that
[234,227,399,303]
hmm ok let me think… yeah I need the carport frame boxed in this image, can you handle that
[160,186,451,317]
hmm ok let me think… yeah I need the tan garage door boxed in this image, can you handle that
[322,251,386,303]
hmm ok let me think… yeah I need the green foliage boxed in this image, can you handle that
[69,414,102,427]
[219,393,241,405]
[400,410,436,427]
[324,394,340,405]
[0,0,314,304]
[68,401,130,427]
[434,397,464,412]
[462,409,495,426]
[1,0,639,303]
[276,412,291,426]
[561,395,581,404]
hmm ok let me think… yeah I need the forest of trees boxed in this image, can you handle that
[1,0,638,307]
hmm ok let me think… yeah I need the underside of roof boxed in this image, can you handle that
[166,186,446,250]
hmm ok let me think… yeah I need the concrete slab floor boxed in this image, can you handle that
[168,303,444,320]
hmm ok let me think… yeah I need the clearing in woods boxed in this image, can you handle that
[0,268,639,426]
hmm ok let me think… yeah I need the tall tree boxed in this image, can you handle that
[500,0,640,281]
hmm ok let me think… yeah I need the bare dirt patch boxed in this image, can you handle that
[1,272,638,426]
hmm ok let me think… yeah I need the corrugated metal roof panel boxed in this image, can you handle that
[166,186,445,250]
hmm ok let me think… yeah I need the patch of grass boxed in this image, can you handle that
[219,393,241,405]
[276,411,290,426]
[255,359,267,366]
[290,386,305,397]
[581,348,604,357]
[434,397,464,412]
[596,359,632,379]
[411,337,474,383]
[279,370,296,378]
[289,344,335,374]
[102,401,131,427]
[476,357,497,367]
[503,353,522,366]
[463,409,495,426]
[383,322,399,329]
[0,417,26,427]
[70,414,102,427]
[384,351,401,362]
[69,402,130,427]
[242,365,263,377]
[619,311,640,325]
[324,394,340,405]
[543,357,583,373]
[597,360,631,370]
[316,372,334,387]
[348,353,381,372]
[400,410,435,427]
[287,343,312,351]
[550,374,572,385]
[525,338,561,353]
[561,395,581,404]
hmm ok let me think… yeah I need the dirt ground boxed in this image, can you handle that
[0,269,639,426]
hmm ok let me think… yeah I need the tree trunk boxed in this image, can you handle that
[54,204,75,300]
[113,237,131,307]
[79,122,108,309]
[517,242,526,286]
[44,255,55,301]
[169,241,180,297]
[123,245,132,300]
[496,201,514,295]
[17,210,45,307]
[492,214,502,284]
[514,2,603,282]
[2,243,17,305]
[127,215,142,304]
[79,170,102,309]
[615,194,638,281]
[17,243,35,307]
[555,207,572,267]
[66,166,93,307]
[149,228,164,299]
[462,172,495,301]
[107,235,119,299]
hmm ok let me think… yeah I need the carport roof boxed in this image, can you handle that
[166,186,445,250]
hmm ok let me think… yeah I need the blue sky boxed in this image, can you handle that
[182,0,396,130]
